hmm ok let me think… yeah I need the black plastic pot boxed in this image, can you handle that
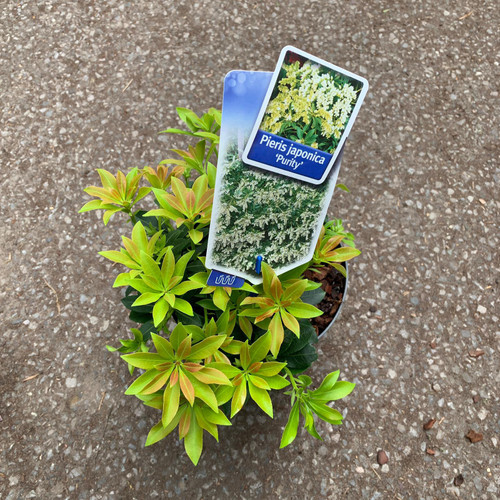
[317,260,349,340]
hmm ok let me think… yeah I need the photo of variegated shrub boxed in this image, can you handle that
[211,145,333,277]
[260,51,362,154]
[80,107,360,465]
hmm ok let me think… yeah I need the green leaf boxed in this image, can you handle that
[189,375,219,412]
[121,352,165,369]
[327,247,361,262]
[145,415,181,446]
[184,413,204,465]
[280,402,300,448]
[153,297,170,327]
[124,369,160,395]
[308,401,343,424]
[98,250,137,268]
[201,407,231,427]
[256,362,287,377]
[173,297,193,316]
[265,374,290,390]
[300,287,326,306]
[188,336,226,361]
[140,251,163,284]
[151,333,175,360]
[173,250,194,277]
[335,183,350,192]
[313,381,356,401]
[79,199,103,212]
[171,281,201,296]
[315,371,340,393]
[207,362,241,379]
[286,302,322,319]
[131,292,163,307]
[249,331,271,363]
[162,381,180,427]
[248,382,273,418]
[230,381,247,417]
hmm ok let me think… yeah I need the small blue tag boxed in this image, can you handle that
[207,270,245,288]
[246,130,332,181]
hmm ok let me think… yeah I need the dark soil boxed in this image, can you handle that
[304,265,346,336]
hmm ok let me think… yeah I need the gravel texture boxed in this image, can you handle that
[1,1,499,498]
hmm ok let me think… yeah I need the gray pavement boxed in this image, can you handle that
[1,1,499,498]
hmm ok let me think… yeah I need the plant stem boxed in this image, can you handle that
[285,367,299,392]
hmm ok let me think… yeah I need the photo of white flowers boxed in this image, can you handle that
[210,145,335,278]
[260,50,364,154]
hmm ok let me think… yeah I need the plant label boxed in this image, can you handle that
[242,46,368,185]
[205,70,343,284]
[206,269,245,288]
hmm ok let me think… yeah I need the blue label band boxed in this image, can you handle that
[246,130,332,181]
[207,270,246,288]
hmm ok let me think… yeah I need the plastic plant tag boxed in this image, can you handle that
[205,70,343,284]
[242,46,368,185]
[206,270,245,288]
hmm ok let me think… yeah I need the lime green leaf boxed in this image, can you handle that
[328,247,361,262]
[160,247,175,286]
[257,361,287,377]
[188,336,226,361]
[141,251,162,284]
[121,352,165,370]
[313,381,355,401]
[151,333,175,360]
[113,272,132,288]
[212,287,229,311]
[249,331,271,363]
[173,297,193,316]
[248,382,273,418]
[191,367,231,386]
[280,308,300,337]
[141,369,173,395]
[174,250,194,277]
[308,401,343,424]
[179,370,195,406]
[240,342,251,370]
[131,292,163,307]
[189,375,219,412]
[145,414,181,446]
[315,371,339,392]
[265,374,290,390]
[280,402,300,448]
[98,250,137,268]
[286,302,322,319]
[268,314,284,358]
[207,362,241,379]
[162,381,180,427]
[170,323,188,350]
[248,375,270,390]
[282,280,308,303]
[124,369,160,395]
[79,199,103,212]
[171,281,202,296]
[202,407,231,427]
[184,414,204,465]
[128,278,158,294]
[153,297,170,327]
[215,385,235,405]
[230,381,247,417]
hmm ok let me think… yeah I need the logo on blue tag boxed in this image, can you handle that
[246,130,332,181]
[207,270,245,288]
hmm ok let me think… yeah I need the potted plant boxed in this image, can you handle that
[80,107,361,465]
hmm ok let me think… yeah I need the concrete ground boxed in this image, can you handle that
[1,0,498,498]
